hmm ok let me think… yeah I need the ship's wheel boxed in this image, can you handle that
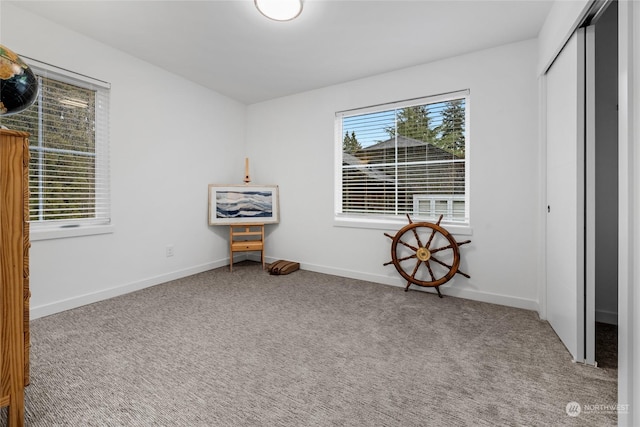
[384,214,470,297]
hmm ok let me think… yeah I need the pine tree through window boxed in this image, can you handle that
[336,90,469,225]
[0,63,110,229]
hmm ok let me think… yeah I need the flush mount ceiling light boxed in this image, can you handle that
[255,0,303,21]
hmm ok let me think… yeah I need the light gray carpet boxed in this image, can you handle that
[2,262,617,426]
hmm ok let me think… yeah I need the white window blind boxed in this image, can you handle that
[336,90,469,224]
[0,61,110,228]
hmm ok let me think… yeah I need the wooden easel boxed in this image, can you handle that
[229,223,265,271]
[227,158,266,271]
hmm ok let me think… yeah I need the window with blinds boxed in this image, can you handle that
[336,90,469,224]
[0,62,110,228]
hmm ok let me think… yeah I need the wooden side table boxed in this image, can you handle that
[229,223,265,271]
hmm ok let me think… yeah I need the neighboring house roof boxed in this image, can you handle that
[361,135,462,160]
[342,152,394,183]
[342,152,361,166]
[343,135,463,185]
[361,135,427,151]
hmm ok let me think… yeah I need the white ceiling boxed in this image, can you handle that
[9,0,554,105]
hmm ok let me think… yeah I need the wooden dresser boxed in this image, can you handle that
[0,129,30,427]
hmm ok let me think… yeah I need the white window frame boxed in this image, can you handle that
[22,58,113,240]
[334,90,471,235]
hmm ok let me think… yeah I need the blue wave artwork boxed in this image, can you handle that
[216,191,273,218]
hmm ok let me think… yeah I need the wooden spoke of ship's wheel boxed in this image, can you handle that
[383,252,416,266]
[397,238,419,252]
[384,214,471,297]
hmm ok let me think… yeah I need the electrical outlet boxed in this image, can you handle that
[166,245,174,257]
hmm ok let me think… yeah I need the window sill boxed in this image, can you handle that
[30,223,115,241]
[333,216,473,236]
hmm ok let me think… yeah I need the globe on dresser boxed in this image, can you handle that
[0,44,39,116]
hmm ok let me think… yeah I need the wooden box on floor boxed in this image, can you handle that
[0,129,31,427]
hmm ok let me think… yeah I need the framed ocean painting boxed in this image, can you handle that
[208,184,280,225]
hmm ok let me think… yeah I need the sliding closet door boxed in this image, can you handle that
[545,29,587,362]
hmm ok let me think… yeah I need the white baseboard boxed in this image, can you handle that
[30,259,227,320]
[32,255,540,320]
[270,257,539,312]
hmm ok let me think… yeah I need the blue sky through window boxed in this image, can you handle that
[342,101,455,149]
[342,110,394,148]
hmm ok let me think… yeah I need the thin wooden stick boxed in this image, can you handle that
[244,157,251,184]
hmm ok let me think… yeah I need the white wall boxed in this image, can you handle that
[537,0,591,74]
[1,3,247,318]
[247,39,540,310]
